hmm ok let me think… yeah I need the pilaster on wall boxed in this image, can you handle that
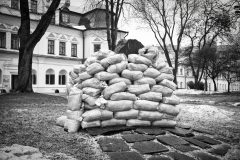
[6,32,11,49]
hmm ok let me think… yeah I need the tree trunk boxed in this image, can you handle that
[204,76,208,91]
[194,76,200,90]
[212,78,217,91]
[227,81,230,93]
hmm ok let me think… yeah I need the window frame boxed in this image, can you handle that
[46,74,55,85]
[71,43,77,57]
[59,75,66,85]
[48,40,55,54]
[0,32,6,48]
[11,34,19,50]
[62,13,70,23]
[59,42,66,56]
[94,44,101,52]
[31,0,37,13]
[32,74,37,85]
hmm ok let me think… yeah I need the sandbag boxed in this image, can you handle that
[78,72,93,81]
[95,71,119,81]
[107,61,127,73]
[162,95,180,105]
[96,49,116,60]
[159,66,173,74]
[138,46,159,63]
[82,109,113,122]
[108,77,132,86]
[56,116,68,127]
[66,110,83,121]
[71,76,82,84]
[101,119,127,127]
[158,104,180,116]
[127,63,148,72]
[126,119,151,127]
[82,87,102,97]
[139,92,162,102]
[74,83,83,90]
[68,87,82,111]
[105,100,133,112]
[66,82,73,96]
[121,69,143,81]
[127,84,150,95]
[128,54,152,66]
[102,82,127,100]
[82,78,107,89]
[86,63,105,75]
[151,85,173,97]
[110,92,137,101]
[161,114,176,120]
[159,79,177,91]
[114,109,139,119]
[64,119,81,133]
[143,68,161,79]
[84,57,100,67]
[138,111,163,121]
[153,61,167,70]
[69,70,79,80]
[82,94,97,106]
[73,64,86,74]
[134,77,156,87]
[101,54,126,68]
[81,120,101,129]
[84,103,99,110]
[152,119,177,128]
[156,73,174,82]
[134,100,159,111]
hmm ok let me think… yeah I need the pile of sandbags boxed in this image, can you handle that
[57,47,181,132]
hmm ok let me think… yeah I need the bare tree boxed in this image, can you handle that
[17,0,60,93]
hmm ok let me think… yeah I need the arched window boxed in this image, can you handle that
[46,69,55,85]
[59,70,67,85]
[32,69,37,85]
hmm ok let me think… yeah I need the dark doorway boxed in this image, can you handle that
[11,75,18,90]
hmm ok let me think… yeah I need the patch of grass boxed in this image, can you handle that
[0,93,107,160]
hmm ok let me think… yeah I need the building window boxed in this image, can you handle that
[94,44,101,52]
[51,15,55,24]
[31,0,37,13]
[62,13,69,23]
[48,40,54,54]
[32,69,37,85]
[11,34,19,49]
[59,42,66,55]
[180,68,183,75]
[11,0,19,9]
[0,32,6,48]
[46,69,55,85]
[59,70,67,85]
[71,44,77,57]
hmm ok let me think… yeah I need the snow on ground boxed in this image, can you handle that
[174,89,224,95]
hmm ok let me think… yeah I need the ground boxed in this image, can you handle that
[0,92,239,160]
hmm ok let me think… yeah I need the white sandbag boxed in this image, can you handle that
[82,109,113,122]
[152,119,177,128]
[159,66,173,74]
[73,64,86,74]
[159,79,177,91]
[110,92,137,101]
[162,95,180,105]
[82,94,97,106]
[161,114,177,120]
[78,72,93,81]
[155,73,174,82]
[127,84,150,95]
[65,119,81,133]
[102,82,127,100]
[82,78,107,89]
[81,120,101,129]
[134,77,156,87]
[158,104,180,116]
[71,76,82,84]
[151,85,173,97]
[107,61,127,73]
[101,54,126,68]
[101,119,127,127]
[66,110,83,121]
[138,46,159,63]
[68,87,83,111]
[84,103,99,110]
[126,119,151,127]
[108,78,132,86]
[82,87,102,97]
[84,57,100,67]
[95,71,119,81]
[96,49,116,60]
[138,111,163,121]
[128,54,152,66]
[139,92,162,102]
[56,116,68,127]
[143,68,161,79]
[66,82,73,96]
[105,100,133,112]
[121,69,143,81]
[86,62,105,75]
[134,100,159,111]
[69,70,79,80]
[153,61,167,70]
[127,63,148,72]
[74,83,83,90]
[114,109,139,119]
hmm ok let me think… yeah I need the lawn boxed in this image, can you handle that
[0,93,240,160]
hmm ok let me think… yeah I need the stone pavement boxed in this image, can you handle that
[86,124,236,160]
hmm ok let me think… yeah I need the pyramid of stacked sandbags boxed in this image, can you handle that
[57,47,180,132]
